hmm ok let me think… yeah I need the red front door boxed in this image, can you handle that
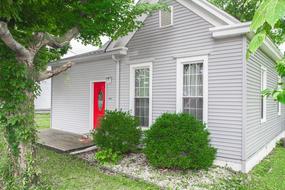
[93,82,106,129]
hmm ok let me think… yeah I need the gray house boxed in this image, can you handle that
[50,0,285,172]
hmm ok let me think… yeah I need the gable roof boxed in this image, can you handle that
[106,0,283,61]
[52,0,282,65]
[106,0,240,50]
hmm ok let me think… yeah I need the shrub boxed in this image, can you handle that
[93,110,142,154]
[94,149,122,164]
[144,113,216,170]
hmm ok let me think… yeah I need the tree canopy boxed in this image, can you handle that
[248,0,285,103]
[209,0,285,45]
[0,1,164,189]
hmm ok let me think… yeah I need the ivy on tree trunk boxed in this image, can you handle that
[0,1,165,188]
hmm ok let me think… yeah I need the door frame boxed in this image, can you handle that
[89,80,107,131]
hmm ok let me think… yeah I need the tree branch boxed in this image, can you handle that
[45,27,79,48]
[37,61,74,82]
[0,21,31,59]
[32,27,79,52]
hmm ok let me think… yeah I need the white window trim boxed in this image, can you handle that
[159,6,174,28]
[176,56,208,124]
[261,66,267,123]
[278,76,282,116]
[129,62,153,128]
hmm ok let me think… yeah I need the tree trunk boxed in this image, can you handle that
[18,91,36,174]
[2,88,37,181]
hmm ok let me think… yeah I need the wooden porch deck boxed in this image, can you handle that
[37,129,94,152]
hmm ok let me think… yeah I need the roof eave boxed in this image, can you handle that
[210,22,283,61]
[49,47,128,67]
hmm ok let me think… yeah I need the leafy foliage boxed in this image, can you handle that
[95,149,122,165]
[209,0,285,45]
[93,110,142,154]
[144,113,216,170]
[249,0,285,53]
[0,0,164,188]
[249,0,285,104]
[209,0,261,22]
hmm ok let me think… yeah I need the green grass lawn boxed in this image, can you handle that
[0,114,158,190]
[2,114,285,189]
[34,114,158,189]
[38,148,158,190]
[35,113,51,129]
[213,145,285,190]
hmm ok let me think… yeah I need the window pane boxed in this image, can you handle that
[197,98,203,108]
[184,64,190,75]
[135,98,149,127]
[190,64,196,75]
[182,62,203,121]
[160,7,172,27]
[183,98,190,109]
[190,86,196,96]
[197,74,203,85]
[198,85,203,96]
[197,109,203,121]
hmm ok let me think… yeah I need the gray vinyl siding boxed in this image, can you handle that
[246,46,285,159]
[51,59,116,134]
[119,0,243,161]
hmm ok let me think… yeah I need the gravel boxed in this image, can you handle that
[78,151,235,190]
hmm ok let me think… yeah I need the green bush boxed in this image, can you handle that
[93,110,142,154]
[144,113,216,170]
[94,149,122,164]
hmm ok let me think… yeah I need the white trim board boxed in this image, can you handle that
[214,131,285,173]
[129,62,153,128]
[210,22,283,61]
[261,66,267,123]
[159,6,174,28]
[243,131,285,173]
[176,56,208,124]
[214,159,242,172]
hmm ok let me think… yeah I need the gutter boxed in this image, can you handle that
[112,55,120,110]
[209,22,284,61]
[49,47,128,67]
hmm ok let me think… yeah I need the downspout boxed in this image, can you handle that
[112,55,120,110]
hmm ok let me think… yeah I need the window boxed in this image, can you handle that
[130,63,152,127]
[159,6,173,27]
[278,76,282,116]
[261,67,267,122]
[183,63,203,121]
[176,56,208,123]
[135,68,150,126]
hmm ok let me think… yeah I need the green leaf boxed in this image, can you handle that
[276,59,285,77]
[266,0,285,27]
[250,0,272,31]
[277,90,285,104]
[247,31,266,59]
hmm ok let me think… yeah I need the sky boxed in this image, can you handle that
[63,36,109,58]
